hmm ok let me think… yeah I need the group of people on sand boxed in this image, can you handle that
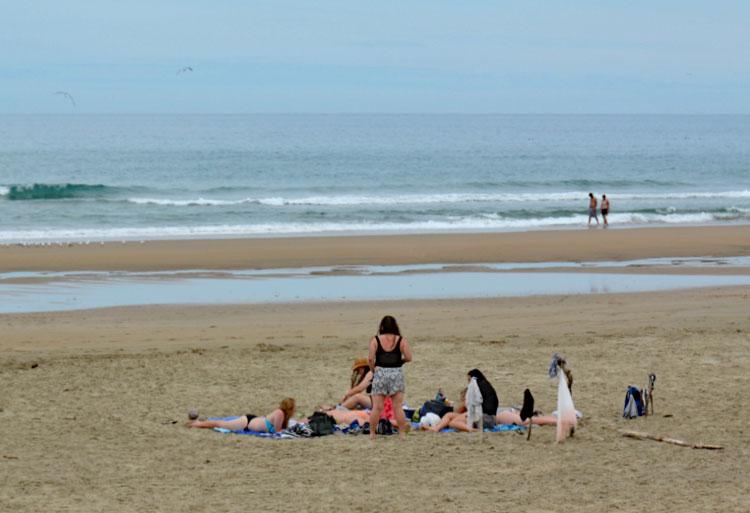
[187,315,562,440]
[587,192,610,228]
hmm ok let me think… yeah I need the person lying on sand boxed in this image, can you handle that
[428,408,558,432]
[340,357,373,410]
[186,397,295,433]
[309,405,371,426]
[423,374,557,432]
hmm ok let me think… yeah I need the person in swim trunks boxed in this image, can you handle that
[186,397,295,433]
[368,315,413,440]
[588,193,600,227]
[601,194,610,227]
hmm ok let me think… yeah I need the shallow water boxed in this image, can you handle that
[2,255,750,283]
[1,270,749,313]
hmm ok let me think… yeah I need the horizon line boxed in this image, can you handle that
[3,112,749,116]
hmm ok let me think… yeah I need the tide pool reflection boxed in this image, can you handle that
[1,271,750,313]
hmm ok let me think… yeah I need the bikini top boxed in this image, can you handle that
[375,335,403,368]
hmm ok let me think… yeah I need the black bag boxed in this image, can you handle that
[419,400,453,419]
[308,412,336,436]
[376,418,396,435]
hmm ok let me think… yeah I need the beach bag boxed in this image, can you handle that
[623,386,645,419]
[376,418,396,435]
[419,400,453,419]
[308,412,336,436]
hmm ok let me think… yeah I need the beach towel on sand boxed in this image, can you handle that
[409,423,525,434]
[207,416,524,438]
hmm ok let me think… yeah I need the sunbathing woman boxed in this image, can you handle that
[340,358,373,409]
[427,374,557,432]
[186,398,296,433]
[310,406,370,426]
[430,408,557,432]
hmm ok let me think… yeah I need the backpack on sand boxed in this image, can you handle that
[419,400,453,419]
[308,412,336,436]
[623,386,645,419]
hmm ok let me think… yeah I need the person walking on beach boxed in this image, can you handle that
[368,315,412,440]
[601,194,610,228]
[587,193,600,227]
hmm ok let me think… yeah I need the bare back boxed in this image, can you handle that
[369,333,413,367]
[376,333,400,352]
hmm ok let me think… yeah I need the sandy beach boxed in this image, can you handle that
[1,225,749,272]
[2,229,750,512]
[1,291,749,512]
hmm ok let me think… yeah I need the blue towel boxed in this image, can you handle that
[409,422,525,433]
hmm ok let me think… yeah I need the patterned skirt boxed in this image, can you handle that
[371,367,405,396]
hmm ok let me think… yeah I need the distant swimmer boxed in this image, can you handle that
[587,193,599,227]
[601,194,610,227]
[53,91,76,107]
[176,66,194,75]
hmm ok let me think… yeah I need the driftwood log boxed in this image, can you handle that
[621,430,723,450]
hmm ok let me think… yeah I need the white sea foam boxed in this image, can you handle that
[0,186,9,196]
[127,197,241,206]
[0,211,745,243]
[124,190,750,207]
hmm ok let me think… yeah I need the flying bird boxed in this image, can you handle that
[53,91,76,107]
[176,66,194,75]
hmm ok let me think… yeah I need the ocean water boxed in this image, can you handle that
[1,114,748,242]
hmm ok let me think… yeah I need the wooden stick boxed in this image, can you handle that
[621,430,723,450]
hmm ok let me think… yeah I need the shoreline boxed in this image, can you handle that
[1,225,749,272]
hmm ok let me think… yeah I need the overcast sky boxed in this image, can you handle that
[2,1,749,113]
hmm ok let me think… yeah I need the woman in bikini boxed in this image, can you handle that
[368,315,412,440]
[186,397,296,434]
[308,406,371,425]
[340,357,373,409]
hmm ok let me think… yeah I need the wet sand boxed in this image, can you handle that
[1,225,749,272]
[1,287,749,512]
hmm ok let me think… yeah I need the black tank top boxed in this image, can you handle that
[375,335,403,368]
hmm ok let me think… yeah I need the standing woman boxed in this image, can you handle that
[368,315,412,440]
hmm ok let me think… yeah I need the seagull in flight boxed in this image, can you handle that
[53,91,76,107]
[176,66,194,75]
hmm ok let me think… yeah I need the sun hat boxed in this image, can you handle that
[352,357,369,368]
